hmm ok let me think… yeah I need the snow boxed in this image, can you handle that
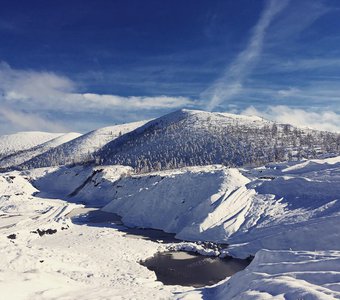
[99,155,340,299]
[102,165,252,241]
[100,156,340,298]
[282,155,340,174]
[0,131,64,159]
[0,158,339,299]
[180,250,340,299]
[30,164,133,206]
[98,109,340,172]
[217,111,266,123]
[1,125,340,299]
[18,120,148,169]
[0,170,190,299]
[102,157,340,256]
[0,132,81,169]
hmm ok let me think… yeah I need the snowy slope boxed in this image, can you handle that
[224,156,340,258]
[28,155,340,258]
[182,249,340,299]
[2,157,340,299]
[0,131,63,159]
[102,165,252,241]
[103,156,340,257]
[30,164,133,206]
[0,132,81,169]
[0,170,187,300]
[98,109,340,172]
[17,120,147,169]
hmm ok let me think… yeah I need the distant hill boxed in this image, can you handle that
[97,109,340,172]
[17,121,147,170]
[2,109,339,172]
[0,132,81,169]
[0,131,64,159]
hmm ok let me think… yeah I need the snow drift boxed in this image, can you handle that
[28,165,133,206]
[102,165,251,241]
[103,157,340,258]
[182,249,340,299]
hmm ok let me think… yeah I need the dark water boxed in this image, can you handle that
[141,251,249,287]
[70,208,123,224]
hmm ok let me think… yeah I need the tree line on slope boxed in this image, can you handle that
[97,119,340,173]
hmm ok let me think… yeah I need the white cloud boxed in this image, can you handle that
[0,106,67,133]
[0,62,193,112]
[242,105,340,132]
[267,0,331,42]
[79,93,192,110]
[0,62,195,134]
[0,62,74,103]
[204,0,289,111]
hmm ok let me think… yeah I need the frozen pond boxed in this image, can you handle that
[141,251,249,287]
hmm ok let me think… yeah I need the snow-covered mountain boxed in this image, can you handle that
[2,109,339,172]
[98,109,340,172]
[15,121,147,170]
[0,131,64,159]
[0,132,81,170]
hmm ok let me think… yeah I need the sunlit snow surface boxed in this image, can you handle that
[0,156,339,299]
[0,169,186,299]
[0,131,65,159]
[0,132,81,169]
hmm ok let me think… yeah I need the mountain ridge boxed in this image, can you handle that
[97,109,340,172]
[1,109,339,171]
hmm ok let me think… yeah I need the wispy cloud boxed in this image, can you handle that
[204,0,289,111]
[0,106,67,133]
[0,62,193,112]
[235,80,340,110]
[242,105,340,132]
[0,62,195,134]
[267,0,331,43]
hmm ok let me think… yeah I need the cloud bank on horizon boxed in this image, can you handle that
[0,0,340,134]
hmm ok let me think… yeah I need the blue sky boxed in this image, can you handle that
[1,0,340,134]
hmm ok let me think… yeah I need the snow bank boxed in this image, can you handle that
[282,155,340,174]
[223,156,340,258]
[103,157,340,258]
[196,249,340,300]
[28,165,133,206]
[103,165,252,241]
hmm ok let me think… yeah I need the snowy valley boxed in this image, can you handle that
[1,109,340,300]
